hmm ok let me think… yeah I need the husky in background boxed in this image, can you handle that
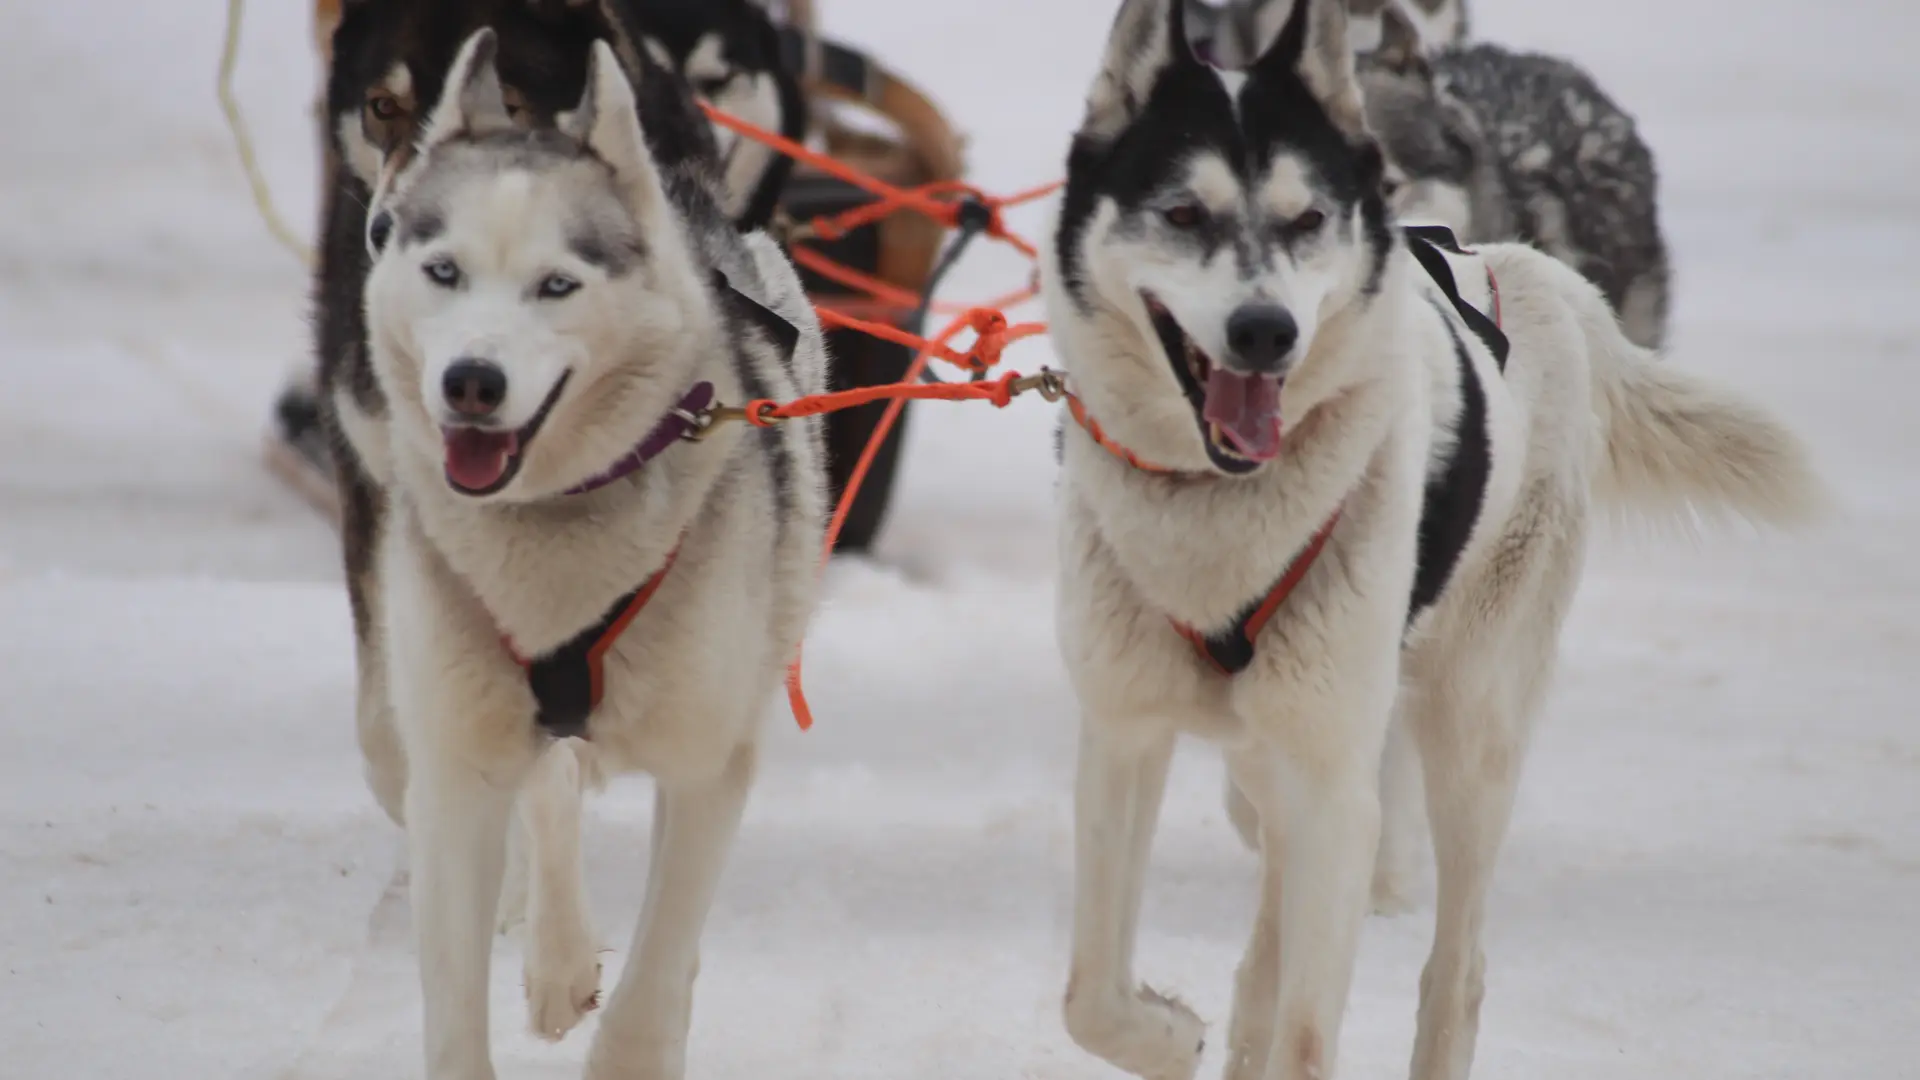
[1360,2,1673,348]
[350,30,826,1075]
[1043,2,1822,1079]
[1187,0,1468,68]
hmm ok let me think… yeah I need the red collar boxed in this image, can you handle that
[1065,393,1181,474]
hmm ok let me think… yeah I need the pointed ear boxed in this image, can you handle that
[1374,2,1429,76]
[1081,0,1204,140]
[561,41,670,216]
[1251,0,1367,136]
[421,29,514,151]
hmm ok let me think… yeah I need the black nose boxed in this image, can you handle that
[442,359,507,417]
[1225,305,1299,374]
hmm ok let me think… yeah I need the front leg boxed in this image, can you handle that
[405,750,521,1080]
[1228,645,1397,1076]
[1061,718,1201,1080]
[519,737,602,1042]
[586,742,757,1080]
[1235,702,1391,1080]
[385,517,541,1080]
[1223,752,1284,1080]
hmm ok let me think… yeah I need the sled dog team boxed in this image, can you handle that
[317,0,1823,1077]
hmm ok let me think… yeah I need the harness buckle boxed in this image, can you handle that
[1032,368,1067,403]
[680,407,720,441]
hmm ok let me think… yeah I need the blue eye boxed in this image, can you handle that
[537,273,581,300]
[423,257,462,287]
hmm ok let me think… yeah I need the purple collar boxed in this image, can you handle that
[564,382,716,496]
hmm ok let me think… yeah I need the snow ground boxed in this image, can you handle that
[2,1,1917,1077]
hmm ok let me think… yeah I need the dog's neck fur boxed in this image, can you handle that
[1057,243,1438,631]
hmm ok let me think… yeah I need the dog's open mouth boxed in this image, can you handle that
[441,371,571,497]
[1142,294,1282,473]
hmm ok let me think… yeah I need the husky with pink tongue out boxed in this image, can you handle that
[346,30,828,1080]
[1042,2,1823,1080]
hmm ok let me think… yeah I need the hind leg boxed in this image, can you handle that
[496,814,529,933]
[519,738,602,1042]
[1405,679,1529,1080]
[1061,718,1201,1080]
[1371,712,1426,915]
[355,636,408,827]
[1223,754,1262,852]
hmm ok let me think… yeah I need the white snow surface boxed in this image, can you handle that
[2,1,1917,1077]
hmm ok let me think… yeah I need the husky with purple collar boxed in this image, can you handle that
[347,29,826,1079]
[1042,1,1823,1078]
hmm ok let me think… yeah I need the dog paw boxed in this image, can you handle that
[1066,983,1206,1080]
[1138,986,1207,1080]
[524,943,601,1042]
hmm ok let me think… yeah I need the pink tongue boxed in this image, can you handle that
[1202,368,1283,460]
[443,428,519,492]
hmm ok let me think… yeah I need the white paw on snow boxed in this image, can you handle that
[523,932,602,1042]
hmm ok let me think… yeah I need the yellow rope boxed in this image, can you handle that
[218,0,316,268]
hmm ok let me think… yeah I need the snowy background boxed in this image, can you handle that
[2,0,1917,1077]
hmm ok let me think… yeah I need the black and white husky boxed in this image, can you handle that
[1359,3,1673,348]
[1043,2,1822,1079]
[345,30,826,1077]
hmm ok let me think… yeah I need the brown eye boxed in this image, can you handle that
[1292,208,1327,233]
[367,94,401,121]
[1163,204,1205,230]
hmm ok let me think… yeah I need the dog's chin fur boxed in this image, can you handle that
[1043,4,1823,1080]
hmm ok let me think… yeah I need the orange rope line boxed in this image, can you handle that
[780,322,1053,729]
[697,102,1063,729]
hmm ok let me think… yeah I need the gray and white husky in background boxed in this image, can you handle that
[1360,2,1673,347]
[347,30,826,1078]
[1044,1,1821,1079]
[1187,0,1468,67]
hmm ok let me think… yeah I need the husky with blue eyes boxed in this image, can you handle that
[351,30,827,1079]
[1044,1,1822,1078]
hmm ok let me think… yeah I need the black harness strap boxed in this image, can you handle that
[714,270,801,360]
[504,549,678,741]
[1403,225,1509,370]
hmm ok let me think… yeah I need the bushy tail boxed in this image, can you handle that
[1582,298,1827,530]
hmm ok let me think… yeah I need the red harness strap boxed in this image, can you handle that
[1171,509,1342,676]
[1064,393,1340,676]
[501,546,680,740]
